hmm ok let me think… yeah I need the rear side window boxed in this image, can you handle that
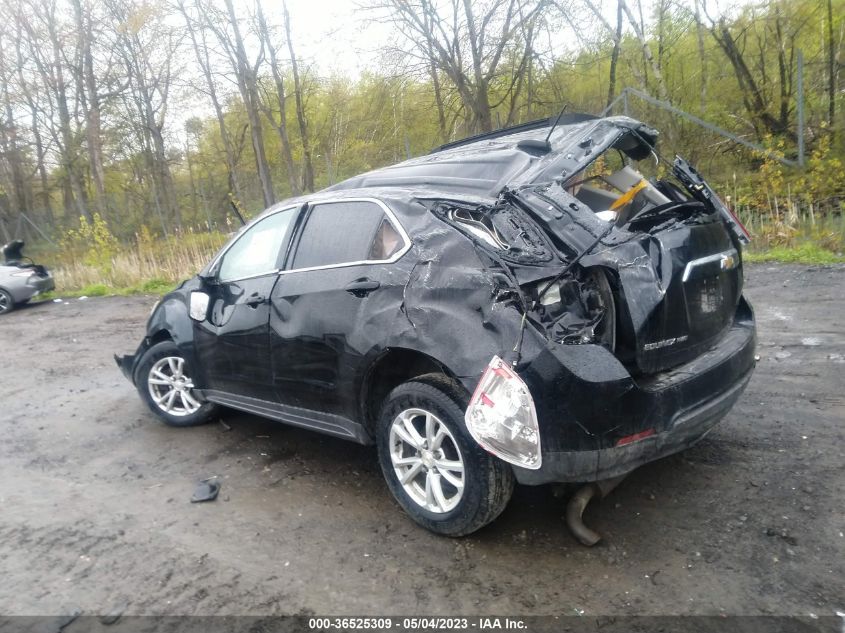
[369,218,403,260]
[291,200,404,270]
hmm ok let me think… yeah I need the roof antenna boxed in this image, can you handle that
[516,104,568,154]
[543,104,569,146]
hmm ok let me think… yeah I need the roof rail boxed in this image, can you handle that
[429,113,599,154]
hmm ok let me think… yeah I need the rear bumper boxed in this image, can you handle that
[514,298,756,485]
[10,272,54,302]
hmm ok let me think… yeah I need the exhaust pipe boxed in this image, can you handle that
[565,475,626,546]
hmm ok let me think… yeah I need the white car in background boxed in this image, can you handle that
[0,240,55,315]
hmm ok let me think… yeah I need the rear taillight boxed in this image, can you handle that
[725,205,751,244]
[465,355,542,469]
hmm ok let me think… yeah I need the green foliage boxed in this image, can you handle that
[9,0,845,277]
[744,242,845,265]
[59,214,121,273]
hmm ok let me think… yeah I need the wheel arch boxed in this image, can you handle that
[130,294,196,384]
[359,347,466,437]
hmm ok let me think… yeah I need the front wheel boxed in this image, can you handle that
[376,374,514,536]
[136,341,217,427]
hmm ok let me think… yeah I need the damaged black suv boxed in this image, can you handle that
[117,114,756,537]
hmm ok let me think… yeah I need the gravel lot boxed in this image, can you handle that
[0,263,843,619]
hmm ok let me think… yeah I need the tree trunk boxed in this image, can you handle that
[0,40,30,220]
[71,0,107,216]
[222,0,275,207]
[47,15,89,221]
[429,57,448,142]
[461,0,494,132]
[178,0,243,201]
[283,0,314,192]
[619,0,670,102]
[694,0,707,112]
[709,17,793,139]
[607,0,623,108]
[255,0,300,196]
[11,29,52,223]
[827,0,836,140]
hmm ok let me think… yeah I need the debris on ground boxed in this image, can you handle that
[191,478,221,503]
[765,527,798,546]
[99,602,128,625]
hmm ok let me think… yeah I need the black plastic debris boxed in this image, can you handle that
[191,479,220,503]
[99,602,128,626]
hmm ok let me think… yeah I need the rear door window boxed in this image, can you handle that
[290,200,405,270]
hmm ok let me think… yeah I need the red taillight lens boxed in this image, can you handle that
[726,206,751,243]
[615,428,656,447]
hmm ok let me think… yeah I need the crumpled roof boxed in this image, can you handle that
[326,115,657,199]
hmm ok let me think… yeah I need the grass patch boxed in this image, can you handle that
[38,279,179,301]
[744,242,845,264]
[115,278,178,296]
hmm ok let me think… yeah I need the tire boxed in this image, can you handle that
[0,288,14,315]
[376,373,515,536]
[135,341,217,427]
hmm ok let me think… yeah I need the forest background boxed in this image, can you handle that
[0,0,843,295]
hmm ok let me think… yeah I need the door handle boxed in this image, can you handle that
[245,292,268,307]
[344,278,380,297]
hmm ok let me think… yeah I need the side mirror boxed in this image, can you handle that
[197,271,218,286]
[189,291,210,321]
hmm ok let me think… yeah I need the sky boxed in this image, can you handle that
[264,0,395,78]
[270,0,740,79]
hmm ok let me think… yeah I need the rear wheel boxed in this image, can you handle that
[376,374,514,536]
[0,289,13,315]
[136,341,217,427]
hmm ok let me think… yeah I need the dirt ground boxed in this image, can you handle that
[0,263,843,618]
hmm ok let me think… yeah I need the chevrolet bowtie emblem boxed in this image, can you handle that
[720,253,737,271]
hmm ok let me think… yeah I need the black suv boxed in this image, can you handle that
[117,114,756,536]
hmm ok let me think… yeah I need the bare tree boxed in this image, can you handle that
[176,0,243,201]
[370,0,549,134]
[608,0,623,108]
[0,33,31,220]
[13,25,53,222]
[697,4,807,141]
[826,0,836,139]
[107,0,181,230]
[578,0,643,107]
[693,0,707,112]
[70,0,117,216]
[28,0,90,221]
[282,0,314,192]
[255,0,300,196]
[619,0,670,102]
[202,0,275,207]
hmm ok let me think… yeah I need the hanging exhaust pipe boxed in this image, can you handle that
[565,475,627,546]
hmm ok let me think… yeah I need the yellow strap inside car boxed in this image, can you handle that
[610,179,649,210]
